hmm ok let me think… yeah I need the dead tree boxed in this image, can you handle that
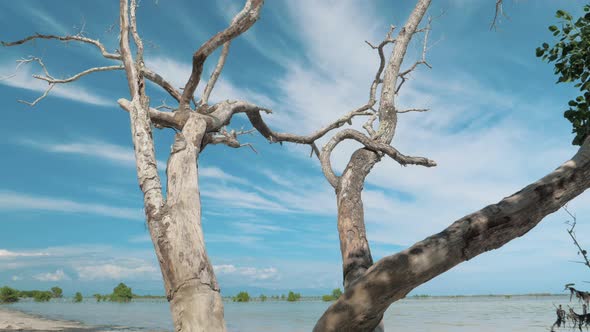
[3,1,590,332]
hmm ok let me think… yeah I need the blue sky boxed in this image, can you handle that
[1,0,589,297]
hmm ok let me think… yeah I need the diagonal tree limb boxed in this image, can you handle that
[179,0,264,111]
[18,83,55,106]
[142,67,183,102]
[490,0,505,30]
[315,137,590,331]
[200,42,231,107]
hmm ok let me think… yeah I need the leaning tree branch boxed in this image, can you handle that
[314,137,590,332]
[1,33,122,60]
[200,42,231,107]
[319,129,436,188]
[398,108,429,114]
[141,67,183,102]
[179,0,264,111]
[491,0,505,30]
[18,84,55,106]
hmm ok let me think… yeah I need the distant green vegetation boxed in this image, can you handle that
[110,283,133,302]
[33,291,53,302]
[287,291,301,302]
[50,287,63,298]
[91,283,136,303]
[322,288,343,302]
[74,292,83,303]
[233,291,250,302]
[0,286,67,303]
[259,294,267,302]
[0,287,19,303]
[410,294,430,299]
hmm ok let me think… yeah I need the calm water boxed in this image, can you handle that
[1,295,575,331]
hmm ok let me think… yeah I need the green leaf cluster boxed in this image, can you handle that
[322,288,343,301]
[0,286,19,303]
[50,287,63,298]
[110,283,133,302]
[33,291,53,302]
[286,291,301,302]
[232,291,250,302]
[74,292,83,303]
[537,5,590,145]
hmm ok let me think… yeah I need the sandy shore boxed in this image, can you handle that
[0,306,91,331]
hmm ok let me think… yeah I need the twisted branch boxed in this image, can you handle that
[319,129,436,188]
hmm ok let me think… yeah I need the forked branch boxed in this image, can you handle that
[200,42,231,107]
[179,0,264,110]
[396,16,432,95]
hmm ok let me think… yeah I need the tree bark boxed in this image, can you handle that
[158,116,225,332]
[327,2,431,331]
[315,138,590,331]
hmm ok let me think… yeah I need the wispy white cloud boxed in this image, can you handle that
[232,221,292,234]
[199,166,249,184]
[0,60,112,106]
[202,187,290,213]
[26,7,69,35]
[19,138,138,166]
[11,275,22,281]
[34,269,70,282]
[76,263,159,281]
[0,249,49,258]
[214,264,279,281]
[0,190,143,220]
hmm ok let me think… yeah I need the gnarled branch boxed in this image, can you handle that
[320,129,436,188]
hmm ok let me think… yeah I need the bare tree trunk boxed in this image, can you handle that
[156,116,226,332]
[336,149,383,332]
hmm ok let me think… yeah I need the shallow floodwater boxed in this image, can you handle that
[1,295,574,331]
